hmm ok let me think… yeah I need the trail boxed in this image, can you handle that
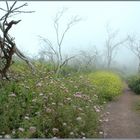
[102,84,140,138]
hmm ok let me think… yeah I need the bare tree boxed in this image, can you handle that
[127,35,140,73]
[39,8,82,75]
[105,25,127,70]
[77,47,98,72]
[0,1,34,79]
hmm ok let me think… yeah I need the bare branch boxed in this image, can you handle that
[12,3,28,11]
[105,24,127,69]
[0,0,35,79]
[112,38,128,50]
[6,1,9,11]
[9,1,17,11]
[38,36,58,57]
[5,20,21,35]
[60,55,76,68]
[0,7,7,12]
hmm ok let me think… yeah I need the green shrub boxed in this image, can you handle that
[88,71,123,102]
[128,75,140,94]
[0,63,102,138]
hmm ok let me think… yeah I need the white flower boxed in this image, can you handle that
[52,137,57,139]
[0,135,2,138]
[4,134,11,139]
[29,126,36,133]
[52,102,56,105]
[25,86,30,89]
[25,116,30,120]
[99,119,103,122]
[99,131,103,135]
[94,94,98,97]
[32,99,37,102]
[39,93,44,96]
[18,127,25,132]
[70,132,74,135]
[12,130,16,134]
[66,97,71,101]
[81,132,85,136]
[78,107,83,111]
[88,100,92,102]
[52,128,59,134]
[35,112,40,115]
[46,108,52,113]
[104,118,109,122]
[63,122,67,126]
[9,93,16,97]
[94,106,100,112]
[36,82,42,87]
[76,117,82,121]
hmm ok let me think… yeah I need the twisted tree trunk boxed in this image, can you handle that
[0,1,35,79]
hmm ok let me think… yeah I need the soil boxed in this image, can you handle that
[101,83,140,138]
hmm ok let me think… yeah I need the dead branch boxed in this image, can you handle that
[39,8,82,76]
[0,1,35,79]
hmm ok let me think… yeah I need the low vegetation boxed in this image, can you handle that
[0,59,126,138]
[88,71,123,102]
[128,75,140,94]
[0,62,105,138]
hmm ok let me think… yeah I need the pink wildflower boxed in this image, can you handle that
[74,92,82,98]
[29,126,36,133]
[18,127,25,132]
[52,128,59,134]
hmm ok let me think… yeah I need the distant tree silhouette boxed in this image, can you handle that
[105,24,127,70]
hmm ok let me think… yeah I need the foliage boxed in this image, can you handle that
[0,62,103,138]
[127,75,140,94]
[88,71,123,102]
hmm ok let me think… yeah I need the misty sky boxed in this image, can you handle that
[1,1,140,67]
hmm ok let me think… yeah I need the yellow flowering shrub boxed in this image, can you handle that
[88,71,123,101]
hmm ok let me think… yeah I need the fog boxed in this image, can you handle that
[1,1,140,73]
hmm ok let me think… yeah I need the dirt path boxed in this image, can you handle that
[102,84,140,138]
